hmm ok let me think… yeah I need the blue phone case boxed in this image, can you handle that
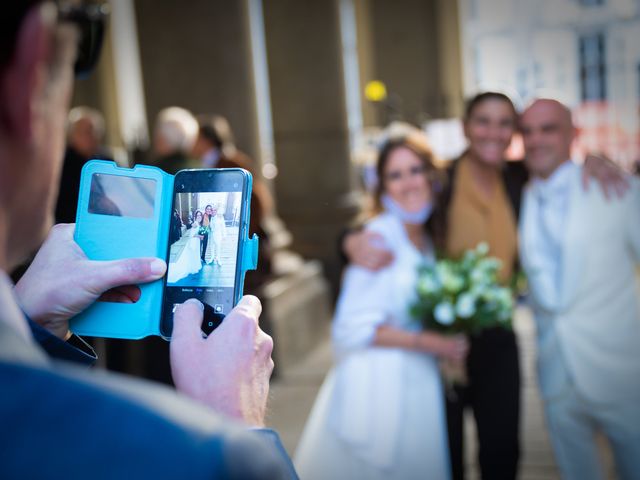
[70,160,258,339]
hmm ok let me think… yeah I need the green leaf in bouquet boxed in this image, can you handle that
[417,271,441,297]
[442,273,465,295]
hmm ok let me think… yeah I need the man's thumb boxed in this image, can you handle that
[86,257,166,294]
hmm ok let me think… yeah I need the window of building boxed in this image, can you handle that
[579,32,607,101]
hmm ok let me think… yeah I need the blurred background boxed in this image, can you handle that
[67,1,639,477]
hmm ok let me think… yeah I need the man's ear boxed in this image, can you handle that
[0,3,56,141]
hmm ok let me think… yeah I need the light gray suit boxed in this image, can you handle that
[519,164,640,480]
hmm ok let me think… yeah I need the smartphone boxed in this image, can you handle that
[160,168,252,337]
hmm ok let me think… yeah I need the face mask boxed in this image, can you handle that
[381,193,433,225]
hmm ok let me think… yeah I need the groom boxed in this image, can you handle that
[518,99,640,480]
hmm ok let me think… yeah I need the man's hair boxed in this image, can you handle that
[1,1,44,75]
[464,91,517,123]
[196,114,237,158]
[67,106,106,140]
[155,107,199,154]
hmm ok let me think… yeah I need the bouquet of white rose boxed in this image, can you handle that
[410,242,514,335]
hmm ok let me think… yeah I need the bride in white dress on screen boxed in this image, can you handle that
[294,136,468,480]
[167,210,204,283]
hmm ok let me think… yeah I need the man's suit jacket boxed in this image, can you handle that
[0,319,296,479]
[519,166,640,405]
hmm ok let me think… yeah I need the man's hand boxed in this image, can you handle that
[583,153,630,199]
[343,230,394,271]
[14,224,167,339]
[170,296,274,427]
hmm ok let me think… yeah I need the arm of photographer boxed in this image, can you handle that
[11,223,298,478]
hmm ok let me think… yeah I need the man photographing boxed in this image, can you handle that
[0,2,295,478]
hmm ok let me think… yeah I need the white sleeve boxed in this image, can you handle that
[331,264,393,356]
[626,179,640,264]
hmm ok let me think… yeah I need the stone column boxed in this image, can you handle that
[262,0,358,294]
[435,0,464,118]
[134,0,261,162]
[367,0,463,123]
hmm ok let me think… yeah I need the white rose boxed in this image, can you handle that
[470,267,489,286]
[418,274,441,296]
[434,301,455,325]
[476,242,489,256]
[455,293,477,318]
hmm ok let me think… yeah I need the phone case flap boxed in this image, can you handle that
[70,160,173,339]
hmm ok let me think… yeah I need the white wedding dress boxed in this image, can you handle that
[167,225,203,283]
[294,213,450,480]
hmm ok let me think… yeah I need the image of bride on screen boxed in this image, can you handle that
[167,209,205,284]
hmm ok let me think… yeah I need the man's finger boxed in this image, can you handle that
[600,179,611,200]
[85,257,166,294]
[582,168,590,191]
[235,295,263,319]
[215,296,262,340]
[171,299,205,342]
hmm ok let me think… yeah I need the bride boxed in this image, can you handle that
[294,135,468,479]
[167,209,205,284]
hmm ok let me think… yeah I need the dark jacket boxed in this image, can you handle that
[0,317,298,479]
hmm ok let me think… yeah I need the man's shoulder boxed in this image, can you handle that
[0,359,294,479]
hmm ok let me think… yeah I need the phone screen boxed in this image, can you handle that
[161,169,247,337]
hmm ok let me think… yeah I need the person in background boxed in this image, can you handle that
[0,1,296,478]
[151,106,200,174]
[519,99,640,480]
[192,114,274,275]
[56,106,110,224]
[295,134,467,480]
[343,92,629,480]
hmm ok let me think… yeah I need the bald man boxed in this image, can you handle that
[518,99,640,480]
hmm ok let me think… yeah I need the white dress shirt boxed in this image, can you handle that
[529,160,576,308]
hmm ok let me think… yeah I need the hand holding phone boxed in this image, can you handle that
[161,169,253,337]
